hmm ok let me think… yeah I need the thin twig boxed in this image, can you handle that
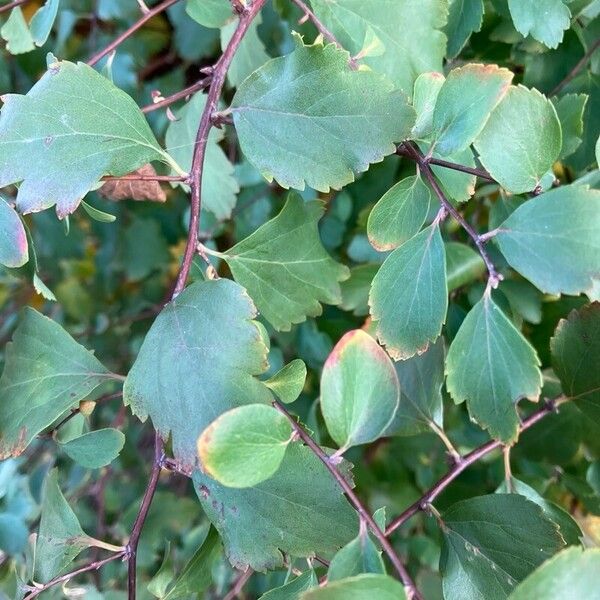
[87,0,181,67]
[0,0,29,15]
[385,400,560,536]
[101,174,187,182]
[126,432,164,599]
[396,145,495,181]
[142,75,213,113]
[550,37,600,96]
[275,402,423,600]
[172,0,268,296]
[402,142,502,288]
[23,552,126,600]
[289,0,357,68]
[223,569,253,600]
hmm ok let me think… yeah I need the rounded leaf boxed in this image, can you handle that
[320,330,400,451]
[198,404,293,488]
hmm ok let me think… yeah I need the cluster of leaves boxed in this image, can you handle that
[0,0,599,599]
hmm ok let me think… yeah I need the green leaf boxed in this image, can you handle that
[0,308,112,459]
[553,93,588,159]
[444,0,484,58]
[217,193,349,331]
[162,527,221,600]
[445,242,485,292]
[264,359,307,404]
[328,534,385,581]
[411,71,445,139]
[198,404,292,488]
[496,477,582,546]
[474,85,562,194]
[29,0,60,46]
[509,547,600,599]
[259,571,318,600]
[431,64,513,156]
[148,543,174,598]
[124,279,272,470]
[34,470,92,583]
[551,303,600,423]
[80,200,116,223]
[340,264,379,317]
[0,59,170,218]
[429,144,477,203]
[367,175,431,251]
[0,197,28,268]
[221,15,269,88]
[440,494,564,600]
[309,0,448,93]
[369,224,447,360]
[320,329,400,451]
[193,442,358,571]
[500,279,543,325]
[495,185,600,298]
[165,92,238,220]
[59,428,125,469]
[508,0,571,49]
[386,337,445,436]
[231,39,415,192]
[185,0,232,28]
[301,574,406,600]
[445,293,542,442]
[0,7,34,54]
[0,513,28,555]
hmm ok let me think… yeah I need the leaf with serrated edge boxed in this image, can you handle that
[495,185,600,299]
[367,175,431,251]
[440,494,565,600]
[473,85,562,194]
[431,63,513,156]
[320,330,400,451]
[0,308,113,458]
[0,59,172,218]
[220,193,349,331]
[551,303,600,424]
[0,197,28,268]
[310,0,448,93]
[124,279,273,470]
[412,71,445,139]
[198,404,292,488]
[508,0,571,49]
[446,293,542,442]
[193,442,358,571]
[369,224,447,360]
[231,38,415,192]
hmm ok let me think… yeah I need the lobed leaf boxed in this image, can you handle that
[231,39,415,192]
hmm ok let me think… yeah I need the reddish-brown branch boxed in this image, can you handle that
[550,37,600,96]
[142,76,213,113]
[385,400,558,536]
[396,145,495,182]
[275,402,423,600]
[87,0,181,67]
[0,0,29,14]
[402,142,502,287]
[223,569,254,600]
[23,552,126,600]
[172,0,267,296]
[126,431,164,599]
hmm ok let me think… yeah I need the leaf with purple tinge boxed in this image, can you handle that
[0,197,28,268]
